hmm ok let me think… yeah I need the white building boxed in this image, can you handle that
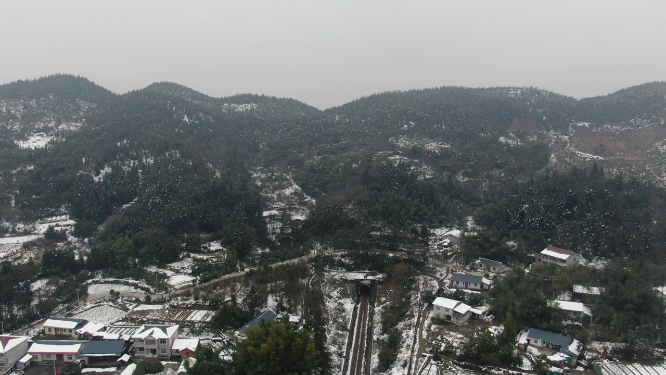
[43,317,88,339]
[0,336,30,373]
[451,273,492,291]
[28,342,83,363]
[432,297,471,324]
[534,246,582,267]
[132,325,179,360]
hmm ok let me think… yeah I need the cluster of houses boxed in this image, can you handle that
[1,309,304,373]
[431,245,595,371]
[0,317,201,373]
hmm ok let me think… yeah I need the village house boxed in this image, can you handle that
[171,338,200,359]
[432,297,472,325]
[533,245,582,267]
[473,258,505,273]
[132,324,179,360]
[79,340,129,367]
[43,317,88,339]
[549,301,592,319]
[451,273,491,291]
[517,328,583,367]
[0,335,30,373]
[28,341,84,363]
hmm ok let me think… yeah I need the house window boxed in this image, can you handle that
[161,348,167,354]
[138,347,145,352]
[160,339,167,344]
[146,340,156,345]
[67,355,72,360]
[137,339,144,343]
[46,354,52,359]
[473,283,477,286]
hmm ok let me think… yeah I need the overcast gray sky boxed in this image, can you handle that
[2,1,665,109]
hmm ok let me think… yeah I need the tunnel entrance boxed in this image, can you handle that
[352,277,377,305]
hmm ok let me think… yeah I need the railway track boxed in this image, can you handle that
[343,288,373,375]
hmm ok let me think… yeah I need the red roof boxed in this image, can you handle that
[545,245,574,255]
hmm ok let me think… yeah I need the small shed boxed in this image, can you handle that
[16,354,32,370]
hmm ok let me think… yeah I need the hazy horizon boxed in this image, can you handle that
[2,1,665,109]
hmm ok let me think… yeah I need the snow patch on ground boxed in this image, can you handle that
[87,283,144,294]
[15,133,52,149]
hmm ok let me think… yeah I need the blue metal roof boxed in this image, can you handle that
[527,328,572,348]
[239,310,277,331]
[451,273,483,283]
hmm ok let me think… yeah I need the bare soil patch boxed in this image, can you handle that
[509,117,543,134]
[570,125,666,160]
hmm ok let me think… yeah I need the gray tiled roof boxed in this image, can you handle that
[451,273,483,284]
[527,328,572,348]
[479,258,502,268]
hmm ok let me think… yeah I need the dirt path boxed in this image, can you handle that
[414,306,431,368]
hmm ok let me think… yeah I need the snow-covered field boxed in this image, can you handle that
[87,283,145,294]
[72,305,128,324]
[0,215,79,263]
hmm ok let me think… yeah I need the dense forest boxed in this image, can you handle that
[2,74,666,350]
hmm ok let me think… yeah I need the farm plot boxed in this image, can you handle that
[71,305,128,324]
[127,307,215,324]
[600,361,666,375]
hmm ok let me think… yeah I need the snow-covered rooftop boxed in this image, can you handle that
[172,338,199,352]
[541,249,570,260]
[0,336,29,353]
[573,285,604,295]
[549,301,592,316]
[29,342,82,354]
[76,322,105,335]
[453,303,471,315]
[43,317,87,330]
[132,324,179,339]
[432,297,460,309]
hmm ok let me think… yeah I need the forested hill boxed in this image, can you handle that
[0,74,115,102]
[2,74,666,275]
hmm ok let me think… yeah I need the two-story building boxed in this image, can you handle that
[451,273,491,291]
[43,317,88,339]
[432,297,472,325]
[132,325,179,360]
[0,335,30,373]
[533,246,582,267]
